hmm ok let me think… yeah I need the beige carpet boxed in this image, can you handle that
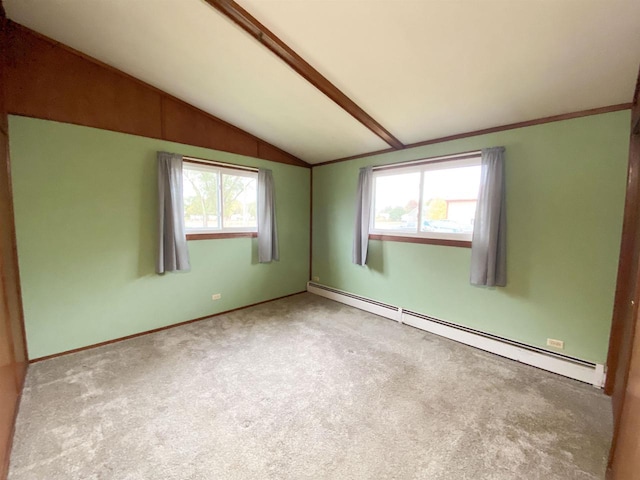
[9,293,611,479]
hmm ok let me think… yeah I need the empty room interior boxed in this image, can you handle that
[1,0,640,479]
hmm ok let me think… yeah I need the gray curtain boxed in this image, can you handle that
[470,147,507,286]
[258,168,279,263]
[352,166,373,266]
[156,151,190,274]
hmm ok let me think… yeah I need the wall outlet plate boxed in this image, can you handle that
[547,338,564,349]
[312,276,320,282]
[211,293,221,300]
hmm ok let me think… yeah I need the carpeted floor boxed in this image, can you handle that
[9,293,612,480]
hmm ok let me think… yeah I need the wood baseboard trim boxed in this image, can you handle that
[29,291,307,363]
[369,234,471,248]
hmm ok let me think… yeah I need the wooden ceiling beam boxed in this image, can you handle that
[205,0,404,150]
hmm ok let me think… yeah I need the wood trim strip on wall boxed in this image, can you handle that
[30,291,307,363]
[183,157,258,173]
[605,64,640,398]
[1,141,28,381]
[4,21,310,169]
[606,127,640,397]
[372,150,481,172]
[0,2,29,478]
[186,232,257,241]
[369,234,471,249]
[605,63,640,480]
[204,0,404,150]
[309,168,313,280]
[314,103,633,167]
[5,21,633,171]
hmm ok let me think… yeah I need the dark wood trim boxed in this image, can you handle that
[183,157,258,173]
[372,151,481,172]
[0,4,29,477]
[204,0,403,150]
[314,147,397,166]
[606,87,640,397]
[30,291,307,363]
[369,234,472,248]
[186,232,257,241]
[314,103,633,167]
[159,94,165,139]
[3,146,28,375]
[7,22,167,110]
[407,104,632,150]
[605,63,640,480]
[309,168,313,280]
[634,64,640,106]
[5,21,310,169]
[8,21,249,149]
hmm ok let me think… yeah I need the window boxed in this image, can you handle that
[182,160,258,237]
[371,155,482,243]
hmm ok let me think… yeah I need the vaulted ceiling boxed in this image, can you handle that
[4,0,640,164]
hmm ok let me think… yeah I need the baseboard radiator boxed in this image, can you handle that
[307,282,606,387]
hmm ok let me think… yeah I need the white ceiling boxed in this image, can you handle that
[5,0,640,164]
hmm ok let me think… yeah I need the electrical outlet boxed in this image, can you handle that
[547,338,564,349]
[211,293,221,300]
[312,276,320,282]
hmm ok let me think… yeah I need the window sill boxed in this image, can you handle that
[187,232,258,241]
[368,234,471,248]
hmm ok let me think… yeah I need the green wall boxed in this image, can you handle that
[312,111,630,364]
[8,111,632,363]
[9,116,310,359]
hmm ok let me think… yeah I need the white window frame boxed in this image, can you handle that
[182,160,258,235]
[370,156,482,242]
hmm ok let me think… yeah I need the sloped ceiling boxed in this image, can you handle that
[4,0,640,164]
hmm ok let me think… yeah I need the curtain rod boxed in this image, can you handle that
[183,155,259,173]
[372,149,482,172]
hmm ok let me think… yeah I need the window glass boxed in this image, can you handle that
[373,171,421,231]
[183,165,220,230]
[183,162,258,234]
[221,172,257,229]
[371,156,482,241]
[420,165,481,235]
